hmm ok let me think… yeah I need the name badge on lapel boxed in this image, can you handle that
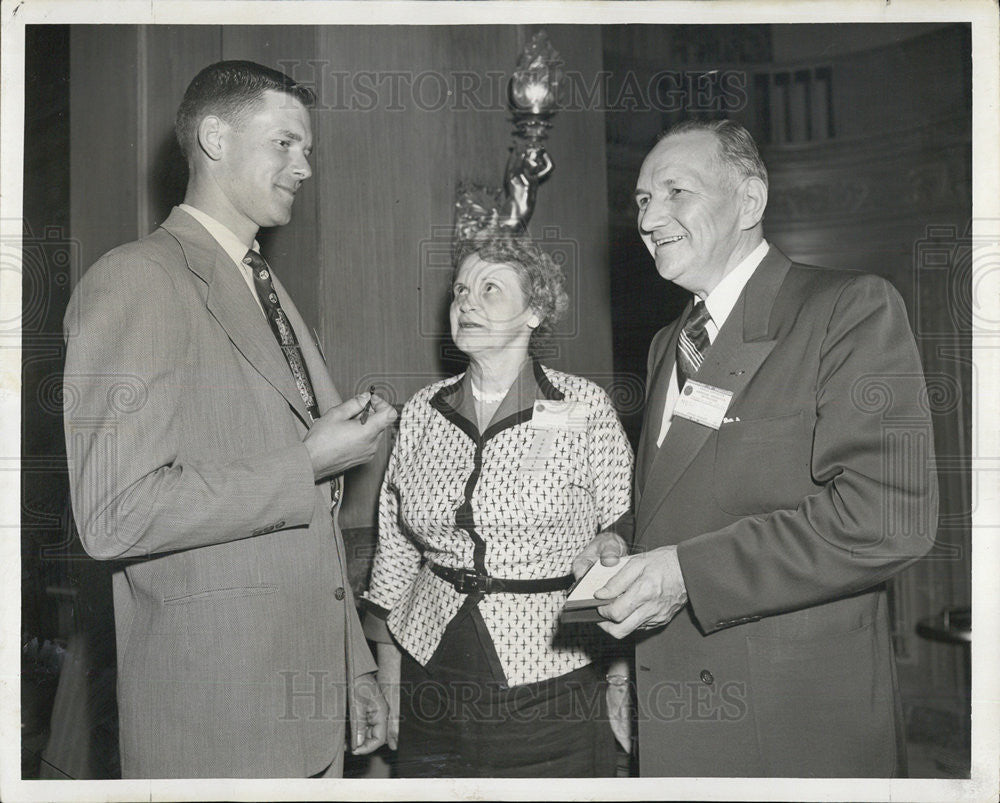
[528,400,589,431]
[673,379,733,430]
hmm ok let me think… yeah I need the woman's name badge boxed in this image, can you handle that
[673,380,734,430]
[521,429,556,473]
[528,400,589,431]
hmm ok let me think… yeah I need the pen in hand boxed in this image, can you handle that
[358,384,377,424]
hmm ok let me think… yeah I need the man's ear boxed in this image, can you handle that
[197,115,226,162]
[739,176,768,230]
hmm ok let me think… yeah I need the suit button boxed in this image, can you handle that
[700,669,714,685]
[334,587,346,601]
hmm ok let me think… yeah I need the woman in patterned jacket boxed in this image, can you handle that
[364,233,634,777]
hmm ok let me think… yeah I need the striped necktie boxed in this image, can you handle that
[244,249,321,422]
[244,249,342,509]
[676,300,712,390]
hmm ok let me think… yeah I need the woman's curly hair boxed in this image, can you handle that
[453,232,569,353]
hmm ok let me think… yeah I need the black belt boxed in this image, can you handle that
[430,563,575,595]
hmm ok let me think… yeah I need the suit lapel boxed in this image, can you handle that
[161,208,311,425]
[635,317,683,503]
[634,246,791,544]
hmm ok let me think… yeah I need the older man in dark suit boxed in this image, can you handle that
[64,61,395,778]
[575,119,937,777]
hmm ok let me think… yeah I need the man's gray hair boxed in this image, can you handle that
[659,119,769,189]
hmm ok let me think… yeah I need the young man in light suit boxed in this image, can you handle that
[575,120,937,777]
[64,61,395,778]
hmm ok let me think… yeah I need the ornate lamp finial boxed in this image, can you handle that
[454,31,564,244]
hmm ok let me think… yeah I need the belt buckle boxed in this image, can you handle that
[453,568,482,594]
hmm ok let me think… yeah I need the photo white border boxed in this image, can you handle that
[1,1,997,801]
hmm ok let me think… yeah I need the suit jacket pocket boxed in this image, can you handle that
[746,620,897,777]
[162,584,278,605]
[712,411,813,516]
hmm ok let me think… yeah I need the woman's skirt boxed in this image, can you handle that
[394,603,616,778]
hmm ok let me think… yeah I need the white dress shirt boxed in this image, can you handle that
[656,239,770,446]
[179,203,265,316]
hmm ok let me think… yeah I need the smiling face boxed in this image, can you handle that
[449,255,540,360]
[635,130,762,298]
[212,89,313,239]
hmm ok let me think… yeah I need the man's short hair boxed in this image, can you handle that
[659,119,769,189]
[175,60,316,160]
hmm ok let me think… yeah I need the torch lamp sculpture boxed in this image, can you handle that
[455,31,564,241]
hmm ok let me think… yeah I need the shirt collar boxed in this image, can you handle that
[432,358,564,441]
[703,239,770,332]
[468,357,558,426]
[179,204,261,267]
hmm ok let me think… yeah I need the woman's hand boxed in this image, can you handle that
[606,658,632,754]
[572,530,628,580]
[375,642,403,750]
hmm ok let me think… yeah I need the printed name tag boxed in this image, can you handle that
[673,379,733,430]
[528,400,589,431]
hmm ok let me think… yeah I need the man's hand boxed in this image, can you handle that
[349,672,389,755]
[375,642,402,751]
[303,392,397,481]
[593,545,687,639]
[572,531,628,580]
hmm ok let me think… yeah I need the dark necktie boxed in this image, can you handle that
[244,249,321,422]
[676,300,712,390]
